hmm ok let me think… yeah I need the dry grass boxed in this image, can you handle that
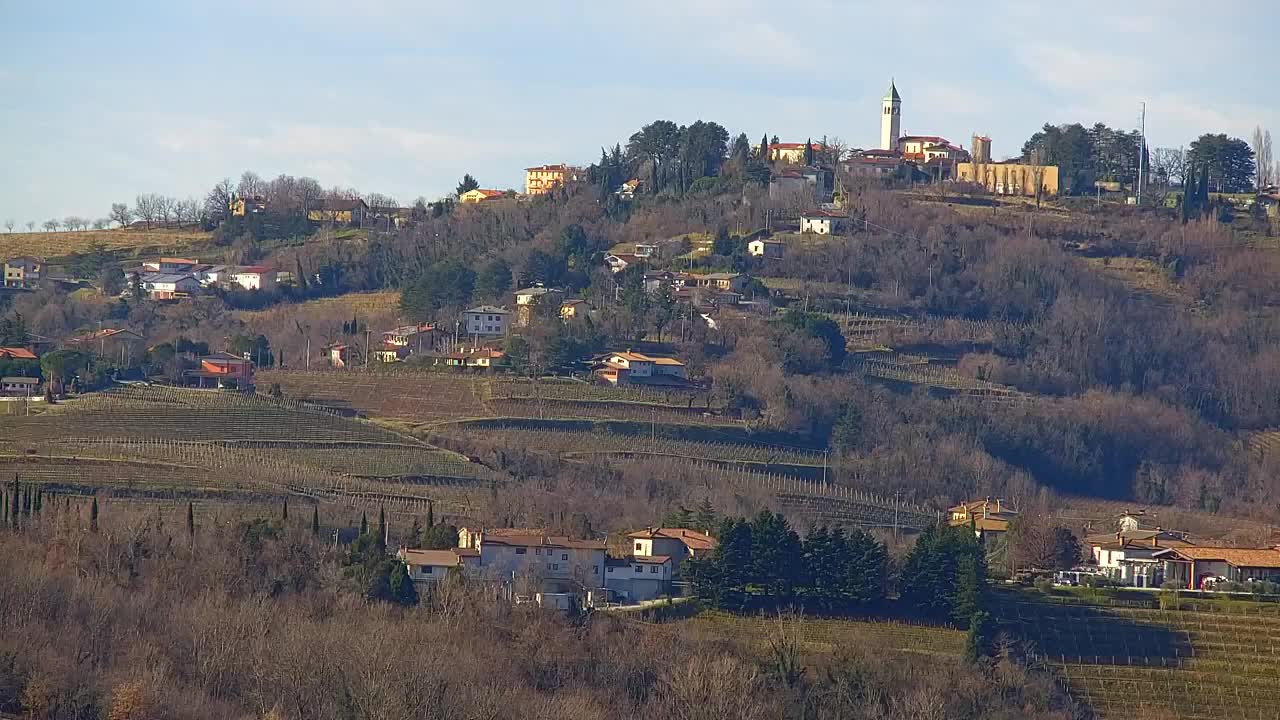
[0,228,210,258]
[237,291,400,323]
[1081,256,1185,305]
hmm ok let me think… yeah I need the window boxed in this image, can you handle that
[515,548,526,555]
[607,567,614,573]
[634,566,643,573]
[650,566,658,574]
[561,553,568,561]
[421,566,433,574]
[535,548,542,556]
[551,563,559,571]
[593,565,599,574]
[634,542,643,552]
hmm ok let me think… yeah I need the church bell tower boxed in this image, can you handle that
[881,79,901,151]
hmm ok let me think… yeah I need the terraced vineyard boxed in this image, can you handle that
[998,594,1280,719]
[0,386,495,515]
[259,370,489,422]
[448,425,824,466]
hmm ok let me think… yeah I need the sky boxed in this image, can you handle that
[1,0,1276,224]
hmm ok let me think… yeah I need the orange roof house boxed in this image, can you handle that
[0,347,38,360]
[458,188,506,204]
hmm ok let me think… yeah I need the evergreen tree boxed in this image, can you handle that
[1182,165,1197,222]
[952,543,987,626]
[1198,163,1211,216]
[8,477,16,527]
[311,506,320,537]
[186,502,195,539]
[360,511,368,537]
[661,505,694,528]
[803,137,814,166]
[409,516,423,549]
[900,524,985,621]
[693,498,716,533]
[388,561,419,606]
[750,510,803,599]
[759,133,770,162]
[712,518,753,607]
[282,499,289,522]
[377,507,387,552]
[841,528,888,605]
[965,610,994,662]
[90,497,99,533]
[21,487,29,517]
[426,499,435,529]
[33,489,42,515]
[802,526,840,601]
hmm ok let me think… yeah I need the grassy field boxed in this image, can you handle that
[0,228,210,259]
[997,590,1280,719]
[666,610,966,657]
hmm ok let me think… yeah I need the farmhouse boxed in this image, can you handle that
[514,286,565,326]
[142,258,199,274]
[229,266,276,291]
[229,196,267,216]
[594,351,687,386]
[604,556,673,603]
[307,198,368,224]
[3,257,43,288]
[1155,546,1280,590]
[185,352,254,389]
[764,141,826,165]
[397,548,477,587]
[141,273,200,300]
[1088,526,1193,589]
[327,343,357,369]
[683,272,748,293]
[0,377,39,397]
[458,188,506,204]
[800,212,841,235]
[67,329,144,364]
[559,299,586,320]
[462,306,510,337]
[948,497,1018,538]
[627,527,716,577]
[381,323,438,354]
[458,528,607,598]
[748,238,785,259]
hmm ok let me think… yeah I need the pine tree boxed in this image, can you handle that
[21,487,29,517]
[360,511,368,537]
[409,516,423,549]
[186,502,195,539]
[312,506,320,537]
[965,610,994,662]
[377,507,387,552]
[90,497,99,533]
[750,510,803,599]
[388,561,419,606]
[10,477,19,527]
[694,498,716,532]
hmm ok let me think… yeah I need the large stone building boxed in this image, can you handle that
[954,159,1060,197]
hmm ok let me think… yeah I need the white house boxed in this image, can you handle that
[1155,547,1280,590]
[627,527,717,578]
[800,213,838,235]
[0,377,39,397]
[594,352,687,386]
[458,528,606,596]
[196,265,228,286]
[1088,528,1192,588]
[142,273,200,300]
[230,266,276,291]
[604,254,631,273]
[462,305,510,337]
[604,556,673,603]
[142,257,199,274]
[748,239,785,259]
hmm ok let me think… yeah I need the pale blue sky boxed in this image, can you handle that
[1,0,1275,224]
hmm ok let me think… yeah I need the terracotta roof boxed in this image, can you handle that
[0,347,38,360]
[481,534,606,550]
[627,527,717,552]
[233,266,273,274]
[631,555,672,565]
[155,257,198,265]
[70,328,142,343]
[1156,547,1280,568]
[399,548,464,567]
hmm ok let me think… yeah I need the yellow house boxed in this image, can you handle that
[765,142,825,165]
[228,197,267,216]
[307,198,368,224]
[525,164,585,196]
[560,299,586,320]
[458,188,506,204]
[955,161,1060,198]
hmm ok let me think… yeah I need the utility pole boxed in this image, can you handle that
[1137,101,1146,206]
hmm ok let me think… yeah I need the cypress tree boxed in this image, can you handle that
[282,498,289,522]
[760,133,770,162]
[2,491,7,525]
[1198,163,1211,216]
[186,502,195,538]
[965,610,994,662]
[803,137,814,166]
[377,507,387,552]
[426,499,435,529]
[360,511,368,537]
[1182,166,1197,222]
[90,497,99,533]
[311,506,320,537]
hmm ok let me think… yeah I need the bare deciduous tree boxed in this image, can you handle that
[203,179,235,221]
[92,218,109,230]
[110,202,133,228]
[1151,147,1187,189]
[134,194,161,229]
[42,219,59,232]
[1252,126,1274,189]
[237,170,265,199]
[25,221,35,232]
[4,219,13,233]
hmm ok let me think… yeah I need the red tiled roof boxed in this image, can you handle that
[234,266,273,274]
[0,347,37,360]
[628,527,717,552]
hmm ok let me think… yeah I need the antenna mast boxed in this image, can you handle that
[1137,102,1146,206]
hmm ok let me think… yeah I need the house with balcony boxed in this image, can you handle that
[524,164,585,196]
[594,351,688,386]
[141,273,200,300]
[457,527,607,599]
[1087,524,1194,589]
